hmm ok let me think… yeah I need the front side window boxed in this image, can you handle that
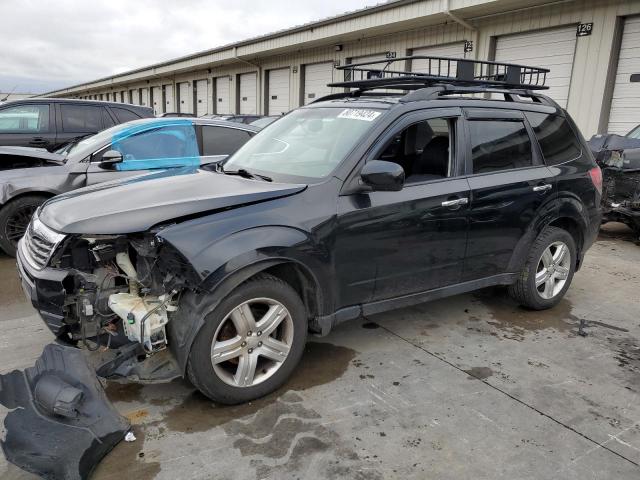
[469,120,533,174]
[0,104,50,133]
[525,112,581,165]
[202,126,252,156]
[60,104,102,132]
[376,117,453,183]
[109,123,199,171]
[224,107,383,180]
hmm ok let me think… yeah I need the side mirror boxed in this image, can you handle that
[360,160,405,192]
[99,150,123,169]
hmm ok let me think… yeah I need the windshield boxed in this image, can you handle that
[628,125,640,139]
[223,107,383,180]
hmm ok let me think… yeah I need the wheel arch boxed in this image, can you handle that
[507,204,589,274]
[167,256,325,375]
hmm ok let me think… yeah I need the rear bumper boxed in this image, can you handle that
[16,239,69,336]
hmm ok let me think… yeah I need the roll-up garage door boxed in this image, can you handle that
[164,85,175,112]
[608,16,640,135]
[239,72,258,114]
[216,77,230,114]
[303,62,333,105]
[195,79,208,116]
[178,82,191,113]
[151,86,162,113]
[129,89,138,105]
[411,42,466,77]
[495,26,577,108]
[140,88,149,107]
[267,68,290,115]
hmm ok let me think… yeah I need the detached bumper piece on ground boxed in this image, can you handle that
[0,343,129,480]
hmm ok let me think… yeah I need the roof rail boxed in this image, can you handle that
[312,83,561,109]
[329,56,550,91]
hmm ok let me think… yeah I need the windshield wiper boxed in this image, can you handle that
[219,165,272,182]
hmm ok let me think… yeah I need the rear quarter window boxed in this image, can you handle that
[111,107,142,124]
[524,112,582,165]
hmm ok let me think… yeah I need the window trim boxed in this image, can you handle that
[461,109,542,177]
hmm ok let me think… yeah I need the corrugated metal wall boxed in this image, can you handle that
[55,0,640,136]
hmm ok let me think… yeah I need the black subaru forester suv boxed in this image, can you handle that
[16,58,602,405]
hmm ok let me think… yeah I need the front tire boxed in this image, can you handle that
[508,226,576,310]
[187,274,307,404]
[0,195,47,257]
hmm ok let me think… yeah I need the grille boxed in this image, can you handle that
[20,216,65,270]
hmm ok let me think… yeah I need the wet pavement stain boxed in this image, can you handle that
[463,366,494,380]
[473,291,580,340]
[160,342,356,434]
[362,321,380,329]
[93,428,161,480]
[105,382,145,403]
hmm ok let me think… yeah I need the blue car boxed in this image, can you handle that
[0,117,259,255]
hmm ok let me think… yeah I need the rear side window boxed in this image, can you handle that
[0,104,50,132]
[60,104,103,132]
[469,120,533,174]
[525,112,582,165]
[111,107,142,124]
[202,126,252,155]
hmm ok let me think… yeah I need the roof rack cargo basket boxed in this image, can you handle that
[330,56,550,91]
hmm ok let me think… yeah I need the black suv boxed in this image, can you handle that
[16,58,602,405]
[0,98,153,151]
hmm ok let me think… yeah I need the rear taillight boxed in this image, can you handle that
[589,166,602,195]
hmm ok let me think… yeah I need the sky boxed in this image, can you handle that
[0,0,377,94]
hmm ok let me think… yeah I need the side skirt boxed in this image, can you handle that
[313,273,517,336]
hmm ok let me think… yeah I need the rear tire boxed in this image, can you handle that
[187,273,307,405]
[508,226,576,310]
[0,195,47,257]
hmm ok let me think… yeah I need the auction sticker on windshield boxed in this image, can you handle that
[337,109,381,122]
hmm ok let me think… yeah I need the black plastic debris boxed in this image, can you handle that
[0,343,130,480]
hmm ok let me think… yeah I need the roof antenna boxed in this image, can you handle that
[0,85,18,102]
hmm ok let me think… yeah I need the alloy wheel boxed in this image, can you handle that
[5,205,37,245]
[210,297,294,388]
[535,241,571,300]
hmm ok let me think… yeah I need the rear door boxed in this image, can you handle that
[462,108,556,281]
[0,102,56,150]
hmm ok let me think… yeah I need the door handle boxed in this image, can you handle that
[441,198,469,207]
[532,184,552,192]
[29,137,46,144]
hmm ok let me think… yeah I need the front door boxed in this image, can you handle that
[461,108,557,281]
[335,108,469,307]
[0,102,56,150]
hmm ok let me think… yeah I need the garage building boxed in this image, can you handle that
[48,0,640,137]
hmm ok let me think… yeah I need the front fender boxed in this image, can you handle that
[160,225,334,373]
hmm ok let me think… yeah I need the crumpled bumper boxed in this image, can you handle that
[0,343,130,480]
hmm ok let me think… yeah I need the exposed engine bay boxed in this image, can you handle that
[589,133,640,239]
[45,230,201,381]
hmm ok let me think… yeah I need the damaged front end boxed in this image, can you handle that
[589,134,640,238]
[5,213,201,478]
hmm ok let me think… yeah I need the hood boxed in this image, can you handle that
[40,167,306,234]
[0,146,65,163]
